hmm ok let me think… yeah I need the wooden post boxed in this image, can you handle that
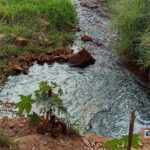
[127,108,136,150]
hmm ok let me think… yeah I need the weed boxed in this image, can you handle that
[0,133,17,149]
[102,134,139,150]
[15,81,80,137]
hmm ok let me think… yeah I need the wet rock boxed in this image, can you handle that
[13,64,26,73]
[37,53,48,64]
[4,57,28,75]
[81,35,93,42]
[18,52,33,63]
[97,0,106,5]
[80,2,98,9]
[93,41,104,47]
[68,49,95,68]
[16,37,28,46]
[77,26,81,32]
[49,47,74,56]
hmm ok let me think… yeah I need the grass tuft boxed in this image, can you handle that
[0,133,17,149]
[0,0,76,53]
[108,0,150,68]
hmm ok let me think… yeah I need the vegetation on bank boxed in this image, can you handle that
[15,81,80,137]
[107,0,150,68]
[0,0,76,77]
[0,132,17,149]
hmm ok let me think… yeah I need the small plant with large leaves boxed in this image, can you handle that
[102,134,139,150]
[15,81,70,137]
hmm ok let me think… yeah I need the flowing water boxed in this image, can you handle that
[0,0,150,138]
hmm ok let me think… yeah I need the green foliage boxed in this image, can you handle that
[29,112,41,126]
[108,0,150,68]
[102,134,139,150]
[66,119,80,135]
[138,27,150,67]
[15,95,35,116]
[16,81,67,124]
[35,81,67,115]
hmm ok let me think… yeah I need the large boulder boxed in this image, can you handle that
[68,49,95,68]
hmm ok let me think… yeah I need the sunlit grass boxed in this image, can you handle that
[108,0,150,68]
[0,0,76,53]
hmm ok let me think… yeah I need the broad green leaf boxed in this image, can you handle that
[29,112,40,126]
[16,95,35,116]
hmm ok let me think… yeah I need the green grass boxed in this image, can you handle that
[108,0,150,68]
[0,133,17,149]
[0,0,76,55]
[138,27,150,67]
[0,0,76,78]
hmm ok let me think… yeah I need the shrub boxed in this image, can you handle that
[138,27,150,67]
[102,134,139,150]
[108,0,150,58]
[15,81,80,137]
[0,133,17,149]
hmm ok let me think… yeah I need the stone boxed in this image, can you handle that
[37,53,48,64]
[18,52,32,63]
[68,49,95,68]
[81,35,93,42]
[80,3,98,9]
[16,37,28,46]
[13,64,26,73]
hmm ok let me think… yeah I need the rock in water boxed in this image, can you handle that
[81,35,93,42]
[68,49,95,68]
[16,37,28,46]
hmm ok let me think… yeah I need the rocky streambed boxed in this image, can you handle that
[0,0,150,138]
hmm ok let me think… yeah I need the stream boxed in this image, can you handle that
[0,0,150,138]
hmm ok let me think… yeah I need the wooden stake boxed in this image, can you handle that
[127,108,136,150]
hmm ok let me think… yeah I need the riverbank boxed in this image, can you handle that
[0,0,150,142]
[107,0,150,83]
[0,117,109,150]
[0,0,76,84]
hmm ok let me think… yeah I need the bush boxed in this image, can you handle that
[108,0,150,61]
[15,81,80,137]
[138,27,150,67]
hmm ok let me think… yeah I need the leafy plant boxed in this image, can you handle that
[16,95,35,116]
[15,81,80,137]
[35,81,67,117]
[16,81,67,121]
[102,134,139,150]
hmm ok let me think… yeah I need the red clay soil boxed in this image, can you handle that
[0,117,108,150]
